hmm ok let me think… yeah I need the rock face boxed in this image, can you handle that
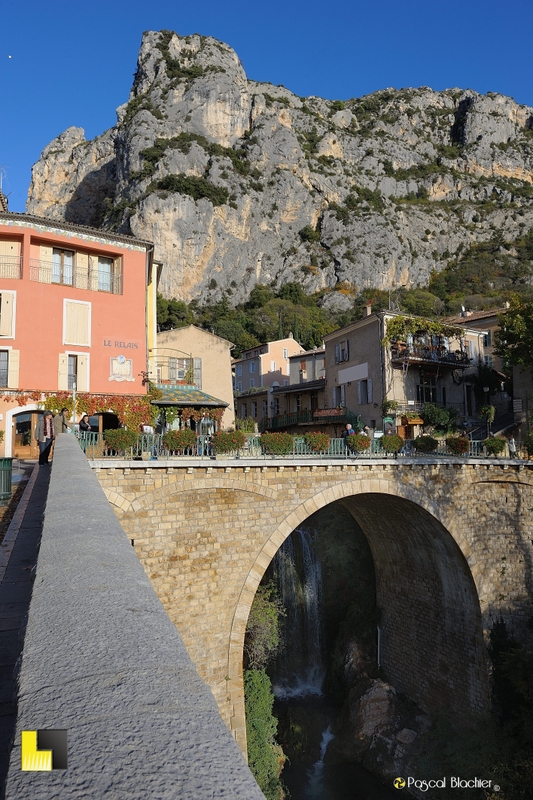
[27,30,533,304]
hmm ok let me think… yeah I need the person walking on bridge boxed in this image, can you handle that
[54,407,70,435]
[35,410,55,466]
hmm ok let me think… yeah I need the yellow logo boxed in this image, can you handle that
[394,777,406,789]
[21,730,67,771]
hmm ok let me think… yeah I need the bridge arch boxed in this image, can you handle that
[230,480,490,723]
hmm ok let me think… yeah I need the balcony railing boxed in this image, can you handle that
[29,259,122,294]
[77,431,520,461]
[260,408,361,433]
[0,255,22,279]
[390,343,471,367]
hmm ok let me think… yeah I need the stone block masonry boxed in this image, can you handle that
[92,456,533,754]
[5,437,265,800]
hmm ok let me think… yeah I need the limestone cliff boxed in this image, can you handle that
[27,30,533,304]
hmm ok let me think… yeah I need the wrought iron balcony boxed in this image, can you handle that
[0,255,22,279]
[29,258,123,294]
[390,343,471,368]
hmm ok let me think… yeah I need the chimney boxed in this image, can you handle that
[363,303,372,318]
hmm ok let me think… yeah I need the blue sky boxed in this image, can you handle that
[2,0,533,212]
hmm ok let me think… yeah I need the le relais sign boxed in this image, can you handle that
[103,338,141,350]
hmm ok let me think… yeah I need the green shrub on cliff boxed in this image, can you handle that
[244,669,285,800]
[244,584,286,799]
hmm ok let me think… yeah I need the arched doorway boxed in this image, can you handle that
[6,405,42,459]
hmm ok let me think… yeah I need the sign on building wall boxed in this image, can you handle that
[109,355,135,382]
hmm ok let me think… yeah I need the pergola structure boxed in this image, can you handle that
[151,384,229,433]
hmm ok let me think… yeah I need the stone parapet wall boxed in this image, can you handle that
[92,457,533,752]
[6,437,264,799]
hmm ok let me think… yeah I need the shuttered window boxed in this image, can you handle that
[0,240,21,279]
[0,349,20,389]
[63,300,91,346]
[0,292,15,337]
[59,352,89,391]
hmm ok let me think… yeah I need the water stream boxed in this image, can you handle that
[267,525,398,800]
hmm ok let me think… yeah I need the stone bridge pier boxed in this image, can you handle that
[93,458,533,753]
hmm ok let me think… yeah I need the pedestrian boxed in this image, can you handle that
[54,407,70,435]
[342,423,355,441]
[508,436,517,458]
[35,410,55,466]
[79,414,92,433]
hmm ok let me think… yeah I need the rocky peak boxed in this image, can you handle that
[27,30,533,305]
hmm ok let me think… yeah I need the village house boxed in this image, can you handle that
[323,307,486,439]
[260,348,329,433]
[233,336,304,428]
[154,325,234,429]
[0,210,160,457]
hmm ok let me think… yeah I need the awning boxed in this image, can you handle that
[151,384,228,408]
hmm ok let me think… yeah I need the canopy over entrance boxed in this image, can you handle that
[151,384,228,409]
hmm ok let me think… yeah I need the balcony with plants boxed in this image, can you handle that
[384,316,472,368]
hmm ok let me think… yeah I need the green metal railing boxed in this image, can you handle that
[260,409,362,433]
[77,432,520,461]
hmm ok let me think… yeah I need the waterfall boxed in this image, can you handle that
[271,526,325,699]
[306,725,335,798]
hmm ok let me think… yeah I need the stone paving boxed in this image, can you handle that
[0,464,48,799]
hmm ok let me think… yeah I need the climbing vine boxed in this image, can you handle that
[2,390,159,430]
[382,315,466,344]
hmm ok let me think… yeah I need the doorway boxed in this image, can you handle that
[12,411,41,459]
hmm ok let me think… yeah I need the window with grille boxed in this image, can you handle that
[0,350,8,387]
[68,355,78,390]
[52,249,74,286]
[97,257,114,292]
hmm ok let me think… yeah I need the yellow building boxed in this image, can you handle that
[154,325,235,429]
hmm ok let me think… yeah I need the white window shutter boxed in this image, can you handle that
[77,355,89,391]
[64,301,90,346]
[58,354,68,390]
[332,388,337,407]
[88,255,99,291]
[335,343,340,364]
[340,384,346,407]
[357,381,362,404]
[194,358,202,389]
[113,257,123,294]
[7,349,19,388]
[76,252,89,289]
[367,378,373,404]
[345,340,349,360]
[0,292,14,337]
[40,245,53,283]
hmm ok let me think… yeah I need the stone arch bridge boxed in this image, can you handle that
[92,457,533,754]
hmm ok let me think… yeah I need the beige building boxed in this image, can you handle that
[155,326,235,429]
[232,337,304,394]
[445,308,507,374]
[233,337,305,429]
[324,309,486,437]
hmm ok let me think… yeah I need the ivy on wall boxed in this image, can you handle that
[382,315,466,344]
[2,390,158,431]
[2,389,226,431]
